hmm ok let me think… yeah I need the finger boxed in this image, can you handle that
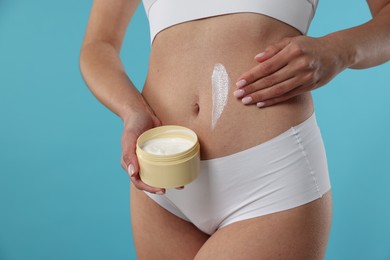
[130,174,165,194]
[253,51,274,63]
[237,50,318,101]
[240,77,298,105]
[236,37,300,89]
[236,41,295,89]
[121,157,132,177]
[175,186,185,190]
[236,56,289,89]
[121,129,165,194]
[252,77,298,103]
[121,130,141,176]
[256,86,306,108]
[254,37,292,63]
[254,72,319,107]
[121,133,139,171]
[235,64,294,99]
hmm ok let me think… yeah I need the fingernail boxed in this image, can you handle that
[255,52,265,59]
[257,102,265,108]
[242,96,253,104]
[128,164,135,177]
[156,190,165,195]
[236,79,247,88]
[233,89,245,98]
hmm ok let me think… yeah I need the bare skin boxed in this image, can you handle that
[142,12,314,160]
[80,0,390,259]
[235,1,390,107]
[131,185,332,259]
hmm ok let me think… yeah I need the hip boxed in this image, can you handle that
[144,112,331,235]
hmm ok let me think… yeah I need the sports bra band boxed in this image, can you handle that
[143,0,318,44]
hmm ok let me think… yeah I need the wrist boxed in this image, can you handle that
[119,99,144,123]
[119,95,154,124]
[322,32,359,69]
[119,105,138,123]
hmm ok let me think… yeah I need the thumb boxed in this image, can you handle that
[254,37,292,62]
[121,132,140,177]
[121,151,139,178]
[127,159,139,178]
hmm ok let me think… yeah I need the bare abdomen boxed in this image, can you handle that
[142,13,314,159]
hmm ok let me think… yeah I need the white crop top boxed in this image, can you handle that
[142,0,318,44]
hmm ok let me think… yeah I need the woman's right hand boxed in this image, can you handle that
[120,103,165,194]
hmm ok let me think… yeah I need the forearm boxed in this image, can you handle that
[79,41,147,121]
[323,2,390,69]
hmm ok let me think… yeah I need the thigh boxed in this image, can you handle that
[195,191,332,260]
[130,184,210,260]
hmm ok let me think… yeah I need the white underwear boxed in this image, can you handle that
[144,113,331,235]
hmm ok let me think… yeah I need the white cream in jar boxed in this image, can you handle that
[141,137,194,155]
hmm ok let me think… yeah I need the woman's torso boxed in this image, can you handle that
[142,13,314,159]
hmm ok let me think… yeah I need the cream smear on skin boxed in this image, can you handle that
[211,63,230,129]
[142,137,194,155]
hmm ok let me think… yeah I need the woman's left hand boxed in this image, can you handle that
[233,35,351,107]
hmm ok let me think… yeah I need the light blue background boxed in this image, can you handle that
[1,1,389,259]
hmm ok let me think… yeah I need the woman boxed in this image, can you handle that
[80,0,390,259]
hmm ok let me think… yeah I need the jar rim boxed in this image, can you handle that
[136,125,200,161]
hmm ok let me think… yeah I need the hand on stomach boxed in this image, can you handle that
[142,13,314,159]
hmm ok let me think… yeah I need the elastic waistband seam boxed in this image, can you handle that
[291,126,322,197]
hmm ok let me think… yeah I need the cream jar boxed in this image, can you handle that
[136,126,200,188]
